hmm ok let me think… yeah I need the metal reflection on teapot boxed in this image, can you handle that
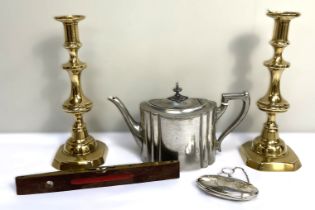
[108,83,250,170]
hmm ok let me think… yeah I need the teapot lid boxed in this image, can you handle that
[146,83,210,112]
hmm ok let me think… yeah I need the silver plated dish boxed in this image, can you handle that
[197,167,258,201]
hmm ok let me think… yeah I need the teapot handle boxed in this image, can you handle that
[215,92,250,151]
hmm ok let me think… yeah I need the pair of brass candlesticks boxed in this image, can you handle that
[52,11,301,172]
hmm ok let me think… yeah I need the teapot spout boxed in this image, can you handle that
[108,96,143,147]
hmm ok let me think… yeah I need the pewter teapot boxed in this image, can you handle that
[109,84,250,170]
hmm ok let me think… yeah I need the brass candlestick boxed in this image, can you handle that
[52,15,108,170]
[240,11,301,171]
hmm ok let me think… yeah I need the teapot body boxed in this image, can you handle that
[139,100,217,170]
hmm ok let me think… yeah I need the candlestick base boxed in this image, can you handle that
[240,141,301,171]
[52,140,108,170]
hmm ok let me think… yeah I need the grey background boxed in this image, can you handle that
[0,0,314,133]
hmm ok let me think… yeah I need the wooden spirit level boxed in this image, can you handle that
[16,161,179,195]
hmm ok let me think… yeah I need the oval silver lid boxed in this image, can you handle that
[147,83,208,111]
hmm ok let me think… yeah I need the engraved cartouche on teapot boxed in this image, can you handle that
[108,83,250,170]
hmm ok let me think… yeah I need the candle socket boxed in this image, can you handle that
[240,11,301,171]
[52,15,108,170]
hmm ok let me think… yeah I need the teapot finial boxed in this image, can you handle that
[168,83,188,102]
[173,82,182,95]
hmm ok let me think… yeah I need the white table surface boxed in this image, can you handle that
[0,133,312,210]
